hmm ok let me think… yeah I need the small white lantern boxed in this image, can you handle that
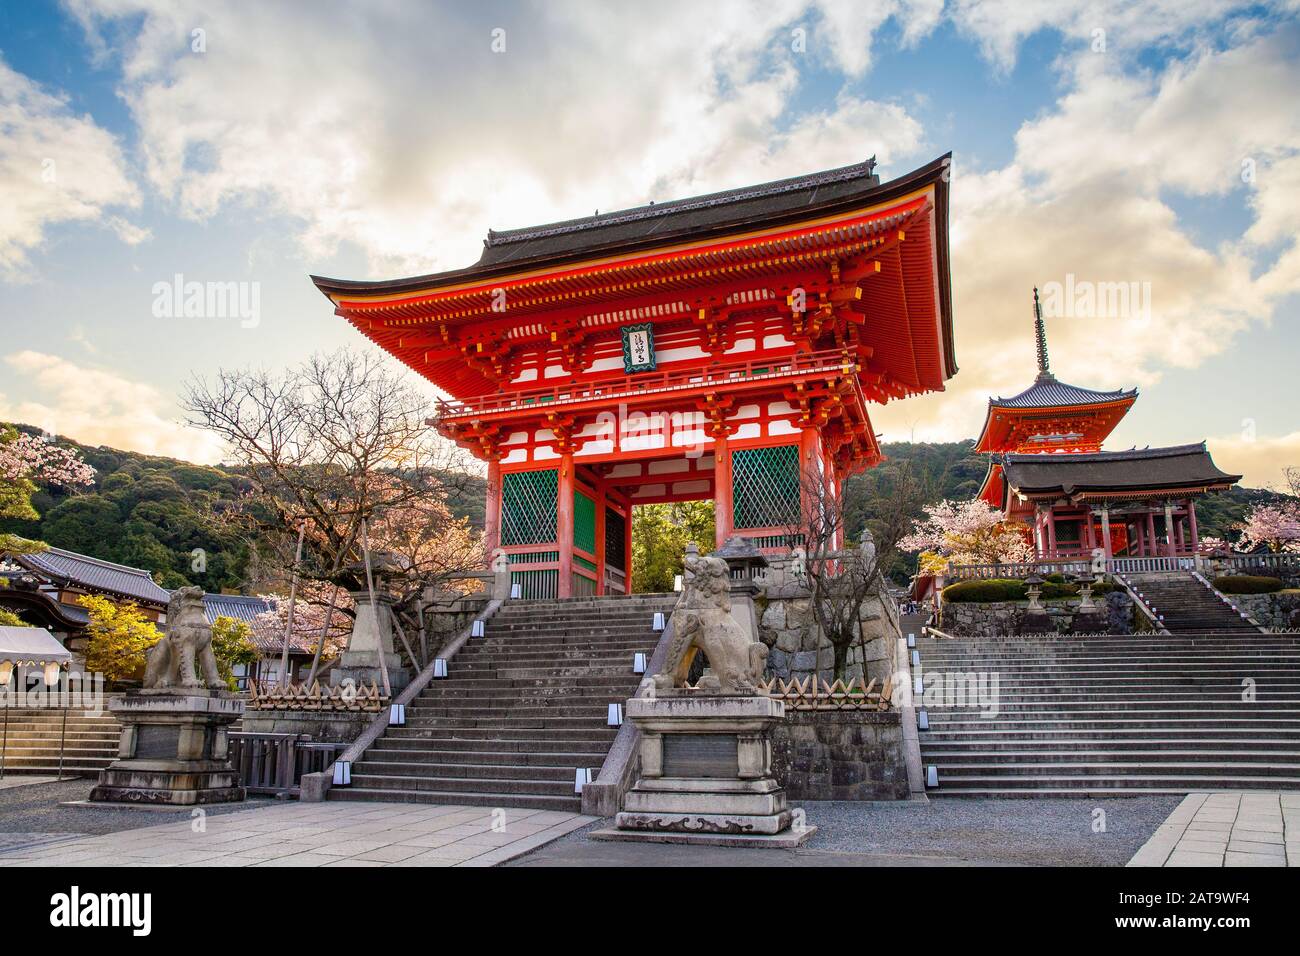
[0,659,13,687]
[917,709,929,731]
[471,620,485,638]
[510,583,522,599]
[907,633,916,648]
[433,658,448,678]
[913,675,923,695]
[607,703,624,727]
[332,761,352,786]
[632,653,647,674]
[388,703,406,726]
[673,574,683,592]
[652,612,665,632]
[926,766,939,788]
[911,650,920,668]
[574,768,593,793]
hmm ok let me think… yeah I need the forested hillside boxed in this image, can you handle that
[0,425,487,593]
[0,425,1279,593]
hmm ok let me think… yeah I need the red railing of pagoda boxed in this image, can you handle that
[433,349,861,421]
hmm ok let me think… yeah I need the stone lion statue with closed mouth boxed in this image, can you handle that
[144,585,226,690]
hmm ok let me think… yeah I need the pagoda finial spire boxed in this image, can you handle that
[1032,286,1051,379]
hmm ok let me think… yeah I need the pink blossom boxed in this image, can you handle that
[0,431,95,488]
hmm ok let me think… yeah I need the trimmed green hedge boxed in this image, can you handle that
[943,578,1115,603]
[1214,575,1283,594]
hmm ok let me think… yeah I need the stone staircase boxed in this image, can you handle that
[329,593,676,810]
[1128,573,1261,634]
[0,707,120,776]
[917,631,1300,796]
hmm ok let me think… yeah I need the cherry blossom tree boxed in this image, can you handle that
[1234,501,1300,553]
[0,425,95,552]
[900,498,1033,572]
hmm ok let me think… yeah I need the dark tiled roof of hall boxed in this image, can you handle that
[999,442,1242,494]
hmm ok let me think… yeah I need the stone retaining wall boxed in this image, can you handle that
[940,591,1134,636]
[758,586,896,684]
[771,709,908,800]
[1229,590,1300,628]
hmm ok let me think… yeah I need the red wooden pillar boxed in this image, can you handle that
[624,504,634,593]
[1099,504,1113,561]
[1046,508,1058,556]
[1188,499,1200,551]
[799,427,817,541]
[1145,512,1157,558]
[713,434,733,549]
[484,458,502,557]
[557,453,574,598]
[1163,501,1176,557]
[594,478,607,596]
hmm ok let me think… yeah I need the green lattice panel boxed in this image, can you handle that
[574,555,597,572]
[732,444,800,530]
[501,469,558,547]
[574,490,596,556]
[604,505,626,571]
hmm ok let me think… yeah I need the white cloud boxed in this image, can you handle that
[877,21,1300,461]
[0,58,143,279]
[65,0,931,277]
[0,350,223,463]
[1207,429,1300,490]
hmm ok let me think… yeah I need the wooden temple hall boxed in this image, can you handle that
[314,155,956,597]
[976,291,1242,562]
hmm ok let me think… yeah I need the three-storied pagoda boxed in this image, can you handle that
[314,155,956,597]
[977,291,1241,561]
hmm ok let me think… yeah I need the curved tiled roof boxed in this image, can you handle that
[16,547,170,607]
[999,442,1242,498]
[200,592,317,654]
[991,373,1137,409]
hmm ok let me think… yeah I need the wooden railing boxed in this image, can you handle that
[1108,555,1196,574]
[945,558,1094,581]
[760,675,893,711]
[433,349,859,421]
[1213,553,1300,575]
[228,732,347,796]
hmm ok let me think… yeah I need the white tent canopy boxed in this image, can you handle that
[0,626,72,666]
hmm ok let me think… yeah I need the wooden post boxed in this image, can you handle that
[594,477,607,596]
[1100,504,1113,562]
[279,522,306,688]
[1188,499,1199,552]
[713,434,733,549]
[1146,511,1158,558]
[557,454,575,598]
[1046,508,1058,556]
[1163,500,1176,557]
[799,426,818,544]
[484,458,502,556]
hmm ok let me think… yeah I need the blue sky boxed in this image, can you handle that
[0,1,1297,486]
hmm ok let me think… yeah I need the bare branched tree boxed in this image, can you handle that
[788,459,929,678]
[183,349,484,620]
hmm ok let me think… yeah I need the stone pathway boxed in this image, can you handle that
[0,775,59,791]
[1128,792,1298,867]
[0,801,593,867]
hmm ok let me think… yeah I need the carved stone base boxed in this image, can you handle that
[89,689,246,806]
[607,694,806,846]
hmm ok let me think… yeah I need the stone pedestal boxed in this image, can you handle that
[332,590,409,694]
[597,694,815,847]
[90,690,246,805]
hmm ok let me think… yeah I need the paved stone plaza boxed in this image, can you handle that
[0,798,593,867]
[1128,792,1299,867]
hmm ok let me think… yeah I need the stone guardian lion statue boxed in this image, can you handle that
[655,553,768,695]
[144,586,225,690]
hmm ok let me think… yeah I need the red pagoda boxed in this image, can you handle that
[977,291,1240,562]
[314,155,956,597]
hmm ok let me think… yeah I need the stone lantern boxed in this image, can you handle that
[709,536,769,640]
[1018,572,1053,635]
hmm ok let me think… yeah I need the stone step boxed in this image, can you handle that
[354,757,583,779]
[347,771,578,797]
[922,749,1300,765]
[327,787,581,811]
[928,767,1300,785]
[924,716,1300,731]
[366,746,607,764]
[398,715,620,730]
[373,737,612,754]
[921,736,1300,751]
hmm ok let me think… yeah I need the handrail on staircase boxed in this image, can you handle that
[299,597,505,802]
[580,608,678,817]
